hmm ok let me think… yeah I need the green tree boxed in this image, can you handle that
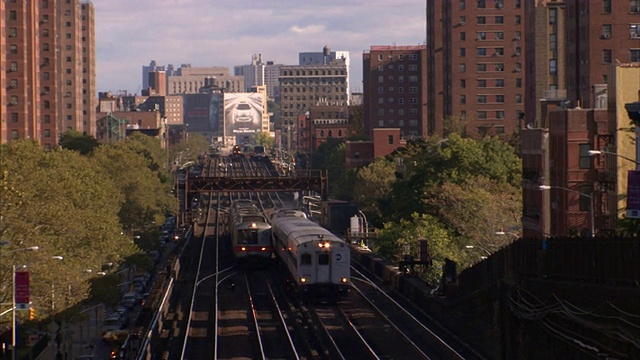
[374,213,461,284]
[59,130,101,155]
[353,157,397,225]
[252,131,275,151]
[0,141,135,314]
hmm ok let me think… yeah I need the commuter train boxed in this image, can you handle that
[271,209,350,302]
[228,199,272,264]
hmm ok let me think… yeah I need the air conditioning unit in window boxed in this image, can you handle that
[515,68,522,72]
[9,33,16,38]
[10,66,17,72]
[10,83,18,89]
[515,35,521,40]
[10,100,18,105]
[602,33,611,39]
[459,21,465,26]
[631,33,639,38]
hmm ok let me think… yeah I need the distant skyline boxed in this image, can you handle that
[94,0,426,95]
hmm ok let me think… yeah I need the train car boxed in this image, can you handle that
[271,209,350,302]
[228,199,272,265]
[231,145,243,157]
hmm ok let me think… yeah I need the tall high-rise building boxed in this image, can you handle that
[427,0,525,137]
[2,0,96,148]
[299,45,350,103]
[166,64,243,95]
[279,58,348,152]
[362,45,427,141]
[234,54,265,93]
[264,61,282,102]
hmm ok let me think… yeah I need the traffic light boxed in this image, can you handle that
[29,307,35,320]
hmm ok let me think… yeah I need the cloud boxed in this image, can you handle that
[93,0,426,94]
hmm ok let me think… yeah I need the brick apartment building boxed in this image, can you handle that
[362,45,428,141]
[1,0,96,149]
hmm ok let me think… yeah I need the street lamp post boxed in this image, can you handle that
[539,185,595,237]
[3,246,40,360]
[588,150,640,167]
[464,245,491,259]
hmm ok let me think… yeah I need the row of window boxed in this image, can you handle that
[456,110,522,121]
[460,78,523,88]
[377,87,420,94]
[377,64,419,72]
[376,53,419,61]
[281,69,346,76]
[459,63,522,72]
[281,87,347,93]
[460,94,522,104]
[377,108,421,116]
[377,97,419,105]
[377,75,419,83]
[317,129,345,138]
[377,119,420,127]
[600,24,640,38]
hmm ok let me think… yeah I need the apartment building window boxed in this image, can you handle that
[516,15,522,25]
[409,53,417,60]
[549,59,557,75]
[399,87,404,93]
[378,98,384,104]
[496,95,505,103]
[409,98,418,104]
[460,48,466,57]
[460,95,467,104]
[11,113,18,123]
[399,108,404,114]
[460,32,466,41]
[44,129,51,138]
[461,79,466,88]
[43,72,50,80]
[44,100,50,109]
[478,79,487,88]
[601,25,612,39]
[494,48,504,56]
[378,76,384,83]
[477,16,486,25]
[578,186,593,212]
[378,109,384,116]
[477,95,487,103]
[409,119,418,126]
[478,32,487,41]
[408,64,418,71]
[603,49,612,63]
[478,63,487,72]
[477,111,487,119]
[378,120,384,126]
[495,16,504,24]
[388,87,395,92]
[44,115,51,123]
[515,31,522,40]
[460,63,466,73]
[516,94,522,103]
[459,0,466,9]
[495,63,504,71]
[495,79,504,87]
[398,75,404,82]
[516,0,521,8]
[42,0,49,8]
[579,144,592,169]
[398,65,404,71]
[630,24,640,38]
[388,135,394,145]
[516,78,522,87]
[388,75,394,81]
[478,48,488,56]
[495,32,504,40]
[65,21,71,27]
[408,76,418,82]
[388,97,394,103]
[67,115,72,121]
[9,27,18,37]
[631,0,640,13]
[66,57,72,63]
[9,10,17,20]
[10,45,18,54]
[516,63,523,72]
[409,87,418,93]
[631,49,640,62]
[43,43,49,51]
[378,87,384,94]
[66,69,72,74]
[496,111,505,119]
[478,0,486,9]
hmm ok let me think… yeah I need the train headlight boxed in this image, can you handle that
[261,247,266,251]
[250,223,257,229]
[241,246,246,252]
[317,242,331,248]
[341,277,348,283]
[300,277,307,283]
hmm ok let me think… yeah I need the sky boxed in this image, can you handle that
[94,0,426,95]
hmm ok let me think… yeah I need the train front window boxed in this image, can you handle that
[301,254,312,265]
[238,230,259,245]
[318,253,329,265]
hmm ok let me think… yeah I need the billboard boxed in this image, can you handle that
[627,170,640,218]
[224,93,263,138]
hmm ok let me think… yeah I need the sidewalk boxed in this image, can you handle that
[36,304,112,360]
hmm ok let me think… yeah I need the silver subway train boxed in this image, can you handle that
[271,209,350,301]
[228,199,272,264]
